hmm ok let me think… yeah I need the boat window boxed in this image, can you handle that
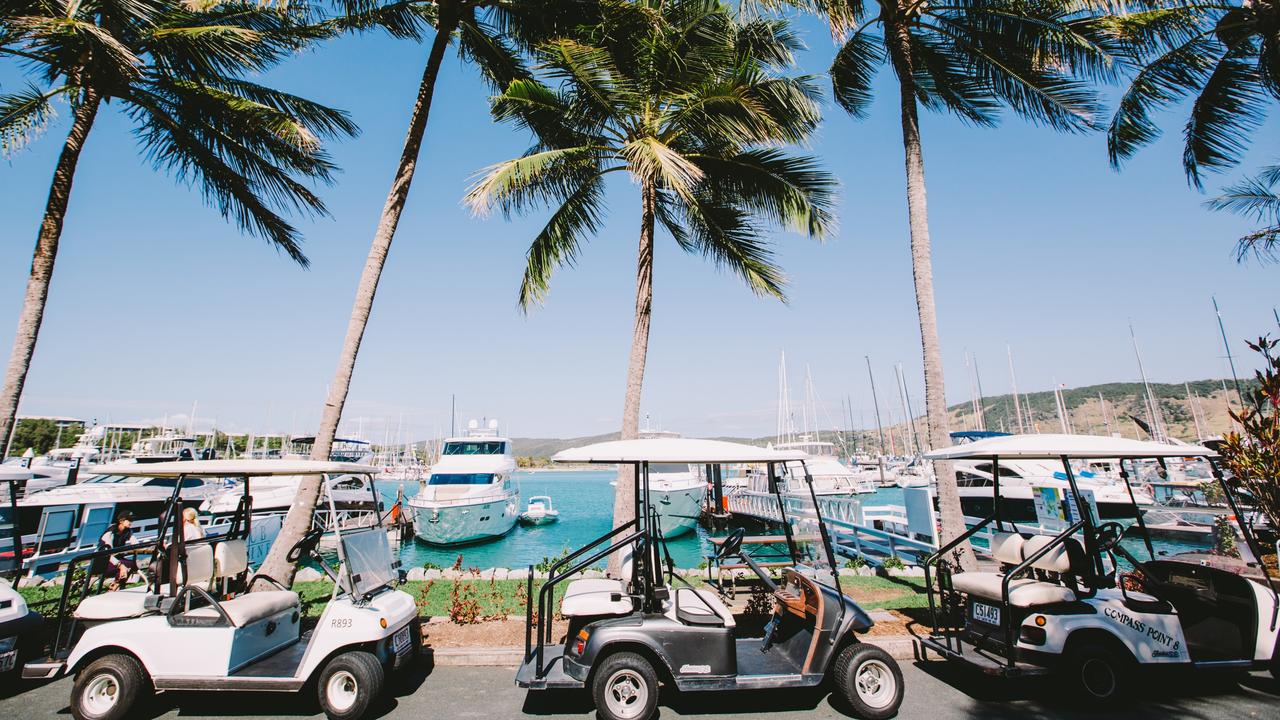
[145,477,179,488]
[428,473,497,485]
[649,463,689,474]
[333,478,364,490]
[181,478,204,489]
[442,441,505,456]
[83,475,133,484]
[955,472,993,487]
[973,463,1022,478]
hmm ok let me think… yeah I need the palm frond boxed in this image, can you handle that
[689,148,837,239]
[1108,34,1221,168]
[519,175,607,308]
[1207,165,1280,262]
[0,82,67,156]
[674,190,788,300]
[621,136,705,202]
[830,30,885,119]
[465,145,604,217]
[1182,40,1268,186]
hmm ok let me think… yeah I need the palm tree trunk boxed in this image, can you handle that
[257,9,459,587]
[607,179,656,577]
[0,88,101,458]
[886,23,973,571]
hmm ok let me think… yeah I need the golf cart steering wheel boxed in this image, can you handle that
[1094,522,1126,554]
[287,528,324,563]
[717,528,746,561]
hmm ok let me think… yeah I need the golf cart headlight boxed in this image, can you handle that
[573,629,590,656]
[379,618,388,629]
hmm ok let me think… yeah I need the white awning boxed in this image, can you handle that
[924,433,1213,461]
[91,459,376,477]
[553,438,806,464]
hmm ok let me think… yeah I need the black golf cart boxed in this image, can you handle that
[918,434,1279,703]
[517,438,904,720]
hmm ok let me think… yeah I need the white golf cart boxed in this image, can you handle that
[21,460,419,720]
[519,438,905,720]
[918,434,1279,702]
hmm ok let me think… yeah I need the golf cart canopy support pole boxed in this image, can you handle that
[1208,458,1279,630]
[1118,460,1155,560]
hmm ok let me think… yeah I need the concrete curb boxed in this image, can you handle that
[429,635,918,667]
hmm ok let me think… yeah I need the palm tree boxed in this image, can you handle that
[821,0,1116,569]
[1105,0,1280,254]
[256,0,589,585]
[1207,164,1280,259]
[466,0,836,560]
[0,0,355,458]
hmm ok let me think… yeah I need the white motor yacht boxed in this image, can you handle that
[772,438,876,495]
[409,421,519,545]
[645,463,706,538]
[952,457,1154,522]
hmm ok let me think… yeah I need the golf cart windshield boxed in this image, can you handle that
[340,527,397,597]
[778,460,841,588]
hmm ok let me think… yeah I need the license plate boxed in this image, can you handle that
[392,625,411,653]
[0,650,15,674]
[971,601,1001,626]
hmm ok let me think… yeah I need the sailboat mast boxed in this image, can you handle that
[894,364,917,455]
[866,356,886,456]
[1130,323,1166,442]
[1212,296,1246,412]
[1007,346,1024,433]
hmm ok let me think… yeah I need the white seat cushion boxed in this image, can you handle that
[667,587,736,628]
[74,586,154,621]
[951,571,1076,607]
[213,539,248,578]
[186,590,298,626]
[178,544,215,587]
[1023,535,1077,574]
[989,532,1025,566]
[560,578,633,618]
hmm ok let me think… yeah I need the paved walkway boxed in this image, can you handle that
[1,660,1275,719]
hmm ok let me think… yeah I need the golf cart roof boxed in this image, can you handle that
[90,459,377,477]
[553,438,806,464]
[924,433,1213,461]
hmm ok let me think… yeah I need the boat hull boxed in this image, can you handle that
[411,495,519,545]
[652,484,705,539]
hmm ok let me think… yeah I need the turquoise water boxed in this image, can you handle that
[384,470,720,570]
[378,472,1208,572]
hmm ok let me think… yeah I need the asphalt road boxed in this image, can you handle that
[2,660,1276,720]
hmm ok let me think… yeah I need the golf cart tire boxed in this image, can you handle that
[592,651,659,720]
[317,651,384,720]
[1064,641,1133,705]
[833,642,904,720]
[70,653,149,720]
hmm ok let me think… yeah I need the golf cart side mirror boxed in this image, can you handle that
[398,569,407,584]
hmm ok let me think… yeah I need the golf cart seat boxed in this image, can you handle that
[75,542,225,622]
[561,579,634,617]
[666,587,736,628]
[186,590,299,627]
[561,544,636,618]
[950,533,1083,607]
[73,585,155,621]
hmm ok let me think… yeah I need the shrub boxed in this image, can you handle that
[1218,336,1280,534]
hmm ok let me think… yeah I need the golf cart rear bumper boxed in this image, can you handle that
[917,635,1052,677]
[515,647,587,689]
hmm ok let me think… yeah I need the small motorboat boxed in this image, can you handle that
[520,496,559,525]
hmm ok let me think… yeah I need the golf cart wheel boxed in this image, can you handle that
[1065,642,1132,705]
[833,643,904,720]
[317,651,384,720]
[71,654,149,720]
[592,651,659,720]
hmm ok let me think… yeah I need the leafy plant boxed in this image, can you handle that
[881,555,906,571]
[844,556,867,570]
[448,580,483,624]
[1212,514,1239,558]
[421,561,442,571]
[1218,336,1280,534]
[534,547,572,574]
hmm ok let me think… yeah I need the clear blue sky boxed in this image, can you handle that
[2,14,1276,441]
